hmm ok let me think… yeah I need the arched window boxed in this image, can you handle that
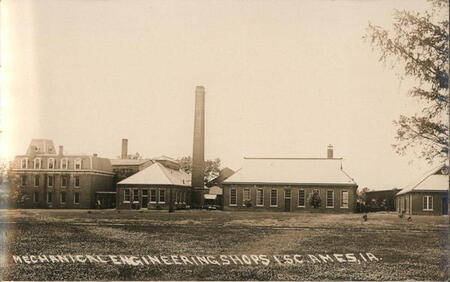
[21,158,28,169]
[61,158,69,169]
[34,158,42,169]
[75,158,82,170]
[48,158,55,169]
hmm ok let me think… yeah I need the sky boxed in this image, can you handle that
[0,0,445,190]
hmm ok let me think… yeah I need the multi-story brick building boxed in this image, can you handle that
[10,139,114,209]
[222,146,358,213]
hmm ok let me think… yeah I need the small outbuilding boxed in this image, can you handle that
[395,163,448,216]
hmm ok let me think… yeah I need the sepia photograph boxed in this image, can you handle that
[0,0,448,280]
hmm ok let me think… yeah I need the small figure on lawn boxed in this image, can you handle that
[362,214,368,222]
[407,216,412,221]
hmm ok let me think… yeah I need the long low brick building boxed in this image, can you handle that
[222,147,358,213]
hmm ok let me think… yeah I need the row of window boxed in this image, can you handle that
[398,196,434,212]
[21,175,80,188]
[122,188,189,204]
[230,188,349,208]
[21,158,83,170]
[33,191,80,204]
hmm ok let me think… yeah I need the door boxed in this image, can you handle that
[442,197,448,215]
[284,189,291,212]
[142,189,149,209]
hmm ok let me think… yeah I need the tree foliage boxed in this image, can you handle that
[365,0,449,162]
[177,156,221,183]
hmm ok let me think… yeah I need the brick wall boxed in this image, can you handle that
[222,184,357,213]
[396,192,448,215]
[116,185,192,210]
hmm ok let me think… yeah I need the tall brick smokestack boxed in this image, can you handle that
[192,86,205,190]
[121,139,128,159]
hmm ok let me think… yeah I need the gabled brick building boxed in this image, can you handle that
[10,139,114,209]
[116,158,192,210]
[222,146,358,212]
[395,163,448,216]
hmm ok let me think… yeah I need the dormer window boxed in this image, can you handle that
[34,158,42,169]
[61,158,69,169]
[21,158,28,169]
[75,159,82,170]
[48,158,55,169]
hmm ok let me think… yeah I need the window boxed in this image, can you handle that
[341,191,349,208]
[34,175,40,187]
[423,196,433,211]
[176,191,180,204]
[270,189,278,207]
[243,188,251,206]
[34,158,42,169]
[133,189,139,202]
[21,158,28,169]
[61,158,68,169]
[326,190,334,208]
[182,192,186,203]
[47,192,53,203]
[159,189,165,203]
[124,189,131,202]
[298,189,305,207]
[285,189,291,198]
[47,175,53,187]
[256,188,264,207]
[48,158,55,169]
[74,176,80,188]
[75,159,82,170]
[61,176,68,188]
[33,192,39,203]
[20,175,27,187]
[229,188,237,206]
[150,189,157,203]
[60,192,67,204]
[74,192,80,204]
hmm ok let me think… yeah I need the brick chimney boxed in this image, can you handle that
[327,144,333,159]
[58,145,64,156]
[192,86,205,189]
[121,139,128,159]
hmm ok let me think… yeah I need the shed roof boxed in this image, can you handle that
[396,163,448,196]
[223,157,356,185]
[117,162,190,186]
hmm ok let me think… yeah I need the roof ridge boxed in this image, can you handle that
[244,157,344,160]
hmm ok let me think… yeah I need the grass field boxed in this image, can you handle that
[0,209,448,280]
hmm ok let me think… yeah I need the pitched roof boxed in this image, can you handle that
[223,157,356,186]
[110,159,153,166]
[396,163,448,196]
[117,162,190,186]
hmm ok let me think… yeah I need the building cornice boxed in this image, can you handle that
[12,168,114,176]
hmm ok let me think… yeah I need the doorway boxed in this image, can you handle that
[442,197,448,215]
[284,189,291,212]
[142,189,149,209]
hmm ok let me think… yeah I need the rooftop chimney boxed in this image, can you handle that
[121,139,128,159]
[327,144,333,159]
[58,145,64,156]
[192,86,205,189]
